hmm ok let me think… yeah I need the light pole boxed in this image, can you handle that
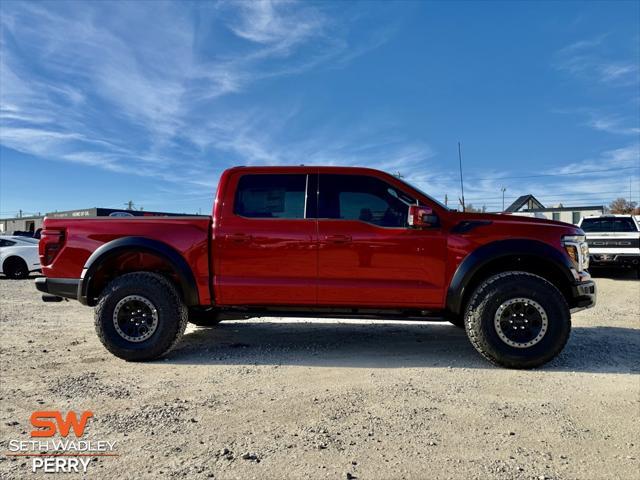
[501,187,507,211]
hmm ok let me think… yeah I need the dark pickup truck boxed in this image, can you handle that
[36,166,596,368]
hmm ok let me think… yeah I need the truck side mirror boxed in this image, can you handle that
[408,205,439,228]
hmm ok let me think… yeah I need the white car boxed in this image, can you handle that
[0,236,41,279]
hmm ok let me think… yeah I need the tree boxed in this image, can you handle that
[464,203,484,213]
[609,198,638,214]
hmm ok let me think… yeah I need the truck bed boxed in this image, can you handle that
[40,216,212,304]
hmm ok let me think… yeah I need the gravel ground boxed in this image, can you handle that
[0,271,638,479]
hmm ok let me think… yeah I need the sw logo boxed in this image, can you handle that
[30,410,93,438]
[10,410,116,473]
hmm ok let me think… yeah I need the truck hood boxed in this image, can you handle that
[448,211,583,235]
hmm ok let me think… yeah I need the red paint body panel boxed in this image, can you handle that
[212,167,318,305]
[317,220,446,307]
[42,166,583,310]
[40,217,212,304]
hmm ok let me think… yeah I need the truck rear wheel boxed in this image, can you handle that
[94,272,188,361]
[464,272,571,369]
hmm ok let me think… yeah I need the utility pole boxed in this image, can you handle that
[458,142,465,212]
[501,187,507,211]
[125,201,134,210]
[444,194,448,207]
[18,209,22,218]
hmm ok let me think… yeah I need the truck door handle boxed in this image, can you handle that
[225,233,252,244]
[325,234,352,244]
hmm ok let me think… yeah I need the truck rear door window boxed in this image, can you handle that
[319,174,414,227]
[234,174,307,219]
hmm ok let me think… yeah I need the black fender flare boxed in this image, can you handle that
[79,237,199,306]
[446,239,575,315]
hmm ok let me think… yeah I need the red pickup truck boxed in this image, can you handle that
[36,166,595,368]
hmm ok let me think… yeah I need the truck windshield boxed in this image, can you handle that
[581,217,638,232]
[395,178,449,210]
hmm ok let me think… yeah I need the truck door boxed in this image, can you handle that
[215,171,318,306]
[316,173,446,308]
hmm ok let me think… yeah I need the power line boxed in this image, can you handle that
[463,194,640,205]
[490,166,639,180]
[471,166,639,181]
[465,190,640,202]
[414,178,638,196]
[472,194,640,203]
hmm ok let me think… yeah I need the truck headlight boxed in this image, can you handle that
[580,241,589,270]
[562,234,589,271]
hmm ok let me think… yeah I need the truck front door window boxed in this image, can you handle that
[319,174,412,228]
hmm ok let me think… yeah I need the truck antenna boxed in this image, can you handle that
[458,141,465,212]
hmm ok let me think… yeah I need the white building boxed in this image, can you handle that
[505,195,604,225]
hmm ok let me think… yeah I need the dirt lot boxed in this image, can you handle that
[0,272,638,480]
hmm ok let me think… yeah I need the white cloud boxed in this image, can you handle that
[554,36,640,86]
[0,0,393,190]
[489,146,637,210]
[225,0,324,50]
[552,144,639,175]
[1,3,637,213]
[586,115,640,135]
[600,63,638,82]
[556,36,606,55]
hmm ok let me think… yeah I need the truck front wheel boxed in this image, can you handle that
[464,272,571,369]
[94,272,188,361]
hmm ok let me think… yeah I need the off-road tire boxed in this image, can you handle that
[188,308,223,327]
[3,257,29,279]
[464,272,571,369]
[95,272,188,361]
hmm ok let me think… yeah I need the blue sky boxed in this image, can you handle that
[1,0,639,216]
